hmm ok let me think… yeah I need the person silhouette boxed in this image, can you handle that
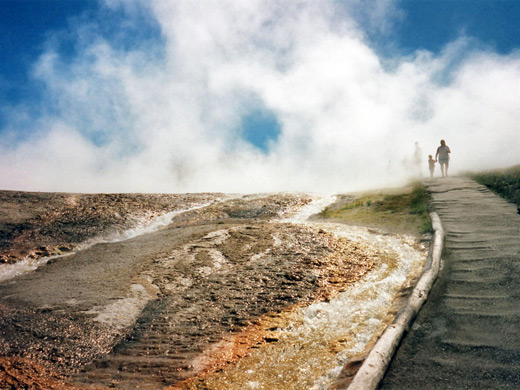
[428,155,437,179]
[435,140,451,177]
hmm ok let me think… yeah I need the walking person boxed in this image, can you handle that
[428,155,437,179]
[435,140,451,177]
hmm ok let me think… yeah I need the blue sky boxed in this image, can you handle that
[1,0,520,192]
[388,0,520,55]
[1,0,161,122]
[2,1,93,103]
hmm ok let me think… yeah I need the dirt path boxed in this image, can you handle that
[381,177,520,389]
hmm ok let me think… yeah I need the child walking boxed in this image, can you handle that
[428,155,437,179]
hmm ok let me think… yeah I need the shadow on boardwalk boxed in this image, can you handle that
[381,177,520,389]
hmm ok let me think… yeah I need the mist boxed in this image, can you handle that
[1,0,519,194]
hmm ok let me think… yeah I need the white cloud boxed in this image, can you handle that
[1,0,519,193]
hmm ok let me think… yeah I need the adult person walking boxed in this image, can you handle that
[435,139,451,177]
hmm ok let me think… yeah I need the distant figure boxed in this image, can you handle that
[386,160,394,177]
[435,139,451,177]
[414,142,423,177]
[428,155,437,179]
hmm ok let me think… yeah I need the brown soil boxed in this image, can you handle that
[0,357,85,390]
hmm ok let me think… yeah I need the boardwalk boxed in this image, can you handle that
[381,177,520,389]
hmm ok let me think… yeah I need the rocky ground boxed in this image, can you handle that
[0,190,226,265]
[0,190,389,389]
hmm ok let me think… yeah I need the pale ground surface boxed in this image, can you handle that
[381,177,520,389]
[6,178,514,390]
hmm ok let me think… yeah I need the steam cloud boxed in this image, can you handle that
[1,0,519,193]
